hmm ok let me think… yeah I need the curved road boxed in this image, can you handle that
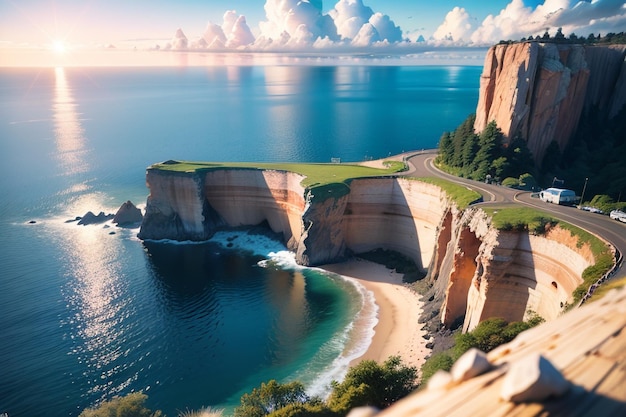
[401,150,626,279]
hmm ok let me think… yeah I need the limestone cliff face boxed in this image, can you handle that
[139,167,599,329]
[139,168,306,246]
[138,169,217,241]
[202,169,306,250]
[429,208,594,332]
[343,178,446,271]
[474,42,626,164]
[139,170,449,268]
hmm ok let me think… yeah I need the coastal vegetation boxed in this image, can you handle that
[419,315,544,385]
[78,392,162,417]
[233,356,417,417]
[435,114,536,186]
[438,108,626,209]
[499,29,626,45]
[80,357,418,417]
[483,207,557,234]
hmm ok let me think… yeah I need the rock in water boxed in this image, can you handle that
[113,201,143,226]
[500,353,570,402]
[77,211,114,225]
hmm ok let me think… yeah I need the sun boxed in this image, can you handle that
[52,40,67,54]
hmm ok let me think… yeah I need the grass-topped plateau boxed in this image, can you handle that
[151,160,406,184]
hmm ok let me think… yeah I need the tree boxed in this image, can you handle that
[234,380,310,417]
[437,131,454,166]
[471,121,503,180]
[555,27,565,41]
[542,30,551,40]
[79,393,162,417]
[504,136,534,178]
[328,356,418,412]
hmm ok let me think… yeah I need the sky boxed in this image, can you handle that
[1,0,625,66]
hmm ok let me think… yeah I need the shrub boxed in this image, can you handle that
[501,177,519,187]
[234,380,309,417]
[328,356,418,412]
[79,393,162,417]
[419,353,454,385]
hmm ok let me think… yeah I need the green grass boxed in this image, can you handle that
[483,207,558,233]
[151,160,406,187]
[413,177,482,209]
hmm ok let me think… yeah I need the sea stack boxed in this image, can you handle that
[113,200,143,226]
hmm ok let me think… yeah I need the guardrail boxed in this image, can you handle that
[578,248,624,306]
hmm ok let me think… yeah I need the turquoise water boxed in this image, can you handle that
[0,64,480,416]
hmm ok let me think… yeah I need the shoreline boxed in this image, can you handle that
[321,259,431,371]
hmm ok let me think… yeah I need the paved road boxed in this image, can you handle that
[403,151,626,279]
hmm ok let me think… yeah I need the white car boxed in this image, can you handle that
[610,210,626,222]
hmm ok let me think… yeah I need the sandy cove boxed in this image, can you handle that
[321,259,431,371]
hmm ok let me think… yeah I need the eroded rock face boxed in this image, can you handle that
[139,168,599,328]
[432,208,594,332]
[474,42,626,165]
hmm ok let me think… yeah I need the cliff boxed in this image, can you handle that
[139,166,448,270]
[139,165,600,331]
[474,42,626,164]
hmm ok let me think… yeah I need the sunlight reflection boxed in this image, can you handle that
[264,66,298,97]
[54,67,88,176]
[61,217,139,399]
[54,67,138,399]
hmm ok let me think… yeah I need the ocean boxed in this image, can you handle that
[0,63,480,416]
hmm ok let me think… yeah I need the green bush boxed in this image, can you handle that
[79,393,162,417]
[501,177,519,187]
[419,353,454,385]
[234,380,310,417]
[452,317,542,359]
[328,356,418,413]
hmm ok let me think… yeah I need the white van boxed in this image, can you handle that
[539,188,577,205]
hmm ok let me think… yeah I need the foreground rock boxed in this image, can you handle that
[113,200,143,226]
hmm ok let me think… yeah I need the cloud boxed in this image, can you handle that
[257,0,338,46]
[201,22,227,49]
[329,0,374,39]
[432,7,475,42]
[162,0,625,52]
[223,12,255,48]
[164,0,408,51]
[468,0,626,45]
[169,28,188,50]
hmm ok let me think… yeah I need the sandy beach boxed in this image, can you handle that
[321,259,431,370]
